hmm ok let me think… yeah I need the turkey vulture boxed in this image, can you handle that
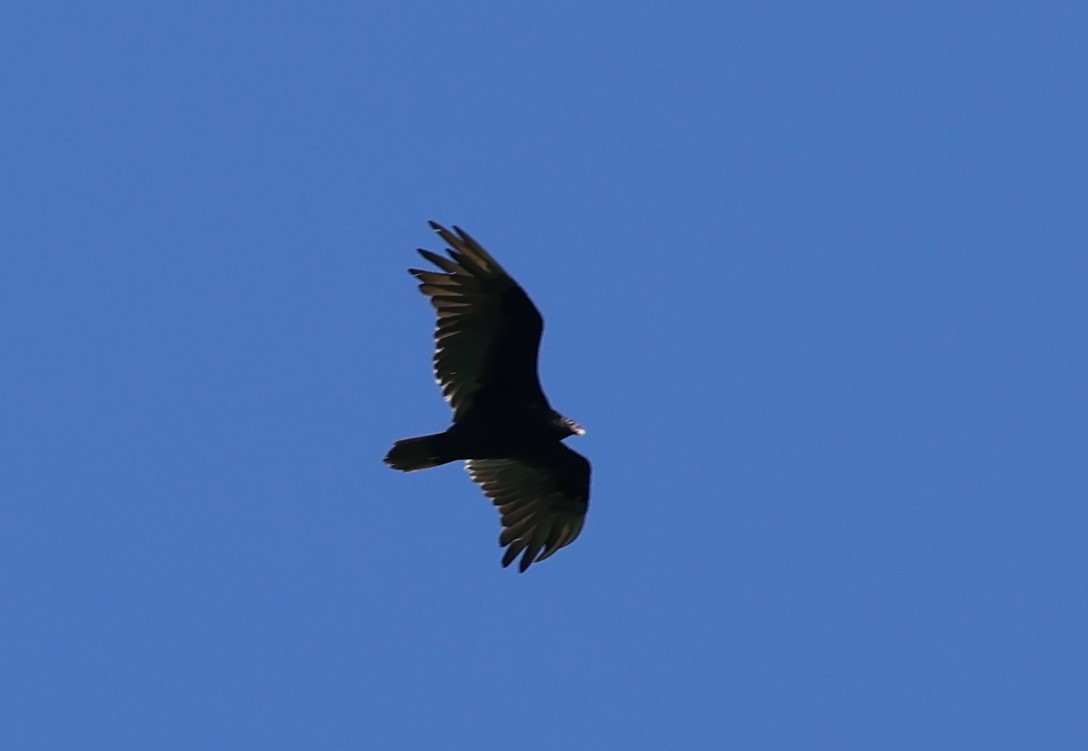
[384,221,590,572]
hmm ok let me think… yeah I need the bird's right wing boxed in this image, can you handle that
[409,222,548,420]
[466,442,591,572]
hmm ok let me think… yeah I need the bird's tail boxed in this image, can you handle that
[384,433,450,472]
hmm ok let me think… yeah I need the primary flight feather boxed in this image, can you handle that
[384,222,591,572]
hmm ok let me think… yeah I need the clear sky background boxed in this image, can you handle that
[3,3,1086,749]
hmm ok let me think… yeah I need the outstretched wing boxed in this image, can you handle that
[410,222,549,420]
[466,443,591,572]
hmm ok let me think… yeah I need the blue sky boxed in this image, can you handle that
[3,2,1086,749]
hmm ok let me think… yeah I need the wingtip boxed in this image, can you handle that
[427,221,461,253]
[499,544,539,573]
[500,556,533,574]
[425,220,464,235]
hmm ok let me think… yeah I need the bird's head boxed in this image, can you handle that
[554,414,586,438]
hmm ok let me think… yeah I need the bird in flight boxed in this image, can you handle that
[384,221,591,572]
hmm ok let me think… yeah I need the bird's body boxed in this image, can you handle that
[384,222,590,572]
[386,405,570,467]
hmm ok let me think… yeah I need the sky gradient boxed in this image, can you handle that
[3,3,1086,749]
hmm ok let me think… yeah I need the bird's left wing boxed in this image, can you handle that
[410,222,548,420]
[466,443,591,572]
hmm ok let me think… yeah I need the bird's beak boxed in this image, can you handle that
[572,423,587,436]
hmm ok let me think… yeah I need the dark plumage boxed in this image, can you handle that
[384,221,590,572]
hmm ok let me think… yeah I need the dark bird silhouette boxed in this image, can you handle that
[384,221,590,572]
